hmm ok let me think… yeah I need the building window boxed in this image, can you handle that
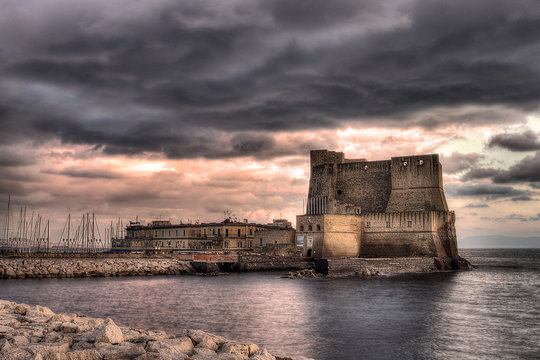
[224,240,229,247]
[407,221,412,227]
[300,225,304,231]
[316,224,321,231]
[250,229,253,235]
[168,230,171,236]
[260,239,263,246]
[168,241,171,247]
[308,225,312,231]
[226,229,229,237]
[238,229,241,237]
[204,229,207,236]
[337,189,342,195]
[183,230,186,236]
[155,231,158,237]
[366,221,371,228]
[175,242,178,248]
[386,221,391,228]
[237,240,242,247]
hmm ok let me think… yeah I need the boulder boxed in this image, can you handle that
[25,342,71,358]
[70,341,95,351]
[0,347,33,360]
[11,335,30,346]
[61,323,79,334]
[93,319,124,344]
[196,338,218,351]
[96,342,146,360]
[145,336,194,355]
[187,330,227,346]
[251,348,277,360]
[0,338,10,352]
[219,342,250,357]
[66,349,101,360]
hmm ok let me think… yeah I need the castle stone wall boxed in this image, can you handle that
[335,160,392,213]
[360,211,456,257]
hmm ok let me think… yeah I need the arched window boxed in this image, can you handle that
[308,225,312,231]
[316,224,321,231]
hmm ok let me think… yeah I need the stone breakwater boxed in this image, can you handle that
[0,259,196,279]
[0,299,293,360]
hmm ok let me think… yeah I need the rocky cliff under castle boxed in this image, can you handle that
[296,150,459,259]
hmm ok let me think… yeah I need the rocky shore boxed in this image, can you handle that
[0,259,196,279]
[0,299,291,360]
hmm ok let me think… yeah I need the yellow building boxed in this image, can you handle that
[117,218,269,253]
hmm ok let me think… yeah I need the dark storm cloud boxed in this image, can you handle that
[448,183,532,200]
[492,151,540,183]
[440,152,483,174]
[1,0,540,158]
[487,130,540,152]
[43,167,124,179]
[461,167,500,181]
[465,203,489,208]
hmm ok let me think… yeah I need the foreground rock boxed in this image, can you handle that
[0,259,195,279]
[281,269,324,279]
[0,299,298,360]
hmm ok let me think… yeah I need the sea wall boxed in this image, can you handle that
[235,255,313,272]
[0,299,285,360]
[0,258,195,279]
[314,256,473,277]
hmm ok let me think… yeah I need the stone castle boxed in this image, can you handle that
[296,150,458,259]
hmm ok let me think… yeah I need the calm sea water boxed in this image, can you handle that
[1,249,539,359]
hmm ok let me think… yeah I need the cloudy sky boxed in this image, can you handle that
[1,0,539,245]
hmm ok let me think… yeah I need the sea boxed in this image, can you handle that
[1,249,539,360]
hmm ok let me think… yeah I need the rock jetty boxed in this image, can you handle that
[0,259,195,279]
[0,299,290,360]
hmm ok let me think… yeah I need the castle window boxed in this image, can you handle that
[337,190,343,195]
[366,221,371,228]
[407,221,412,227]
[300,225,304,231]
[308,225,312,231]
[316,224,321,231]
[386,221,391,228]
